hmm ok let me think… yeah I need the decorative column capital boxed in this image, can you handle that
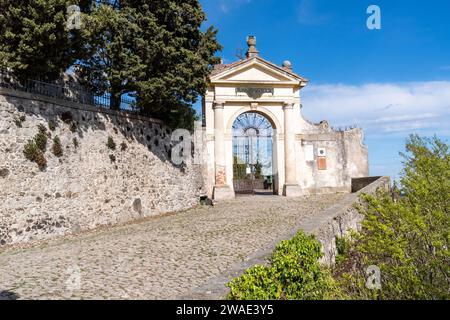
[282,102,294,110]
[213,101,225,109]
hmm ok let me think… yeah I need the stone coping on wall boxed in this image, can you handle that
[302,176,390,266]
[0,87,163,125]
[182,176,390,300]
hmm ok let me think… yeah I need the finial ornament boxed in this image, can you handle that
[246,35,259,58]
[282,60,292,70]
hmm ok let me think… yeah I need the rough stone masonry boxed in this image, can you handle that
[0,89,204,246]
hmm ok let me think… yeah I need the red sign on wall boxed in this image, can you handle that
[318,157,327,170]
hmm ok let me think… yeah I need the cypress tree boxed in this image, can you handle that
[0,0,91,80]
[78,0,221,128]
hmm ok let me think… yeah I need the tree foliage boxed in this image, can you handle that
[78,0,221,128]
[77,2,144,109]
[335,135,450,299]
[0,0,91,80]
[1,0,221,129]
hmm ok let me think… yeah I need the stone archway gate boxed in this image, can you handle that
[202,36,369,200]
[203,37,308,199]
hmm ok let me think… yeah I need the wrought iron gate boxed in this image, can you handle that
[232,112,274,195]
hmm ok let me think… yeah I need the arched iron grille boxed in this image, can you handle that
[232,112,273,178]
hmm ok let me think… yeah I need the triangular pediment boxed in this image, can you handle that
[210,57,305,84]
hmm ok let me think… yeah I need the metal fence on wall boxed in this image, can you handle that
[0,69,138,113]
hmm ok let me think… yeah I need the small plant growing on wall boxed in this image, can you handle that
[73,137,79,149]
[14,115,26,128]
[48,120,56,131]
[34,125,48,152]
[107,136,116,150]
[14,117,23,128]
[23,139,47,170]
[70,122,77,132]
[109,154,116,163]
[52,136,63,157]
[120,142,127,151]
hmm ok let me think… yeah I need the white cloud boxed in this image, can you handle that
[218,0,252,13]
[296,0,331,25]
[301,81,450,137]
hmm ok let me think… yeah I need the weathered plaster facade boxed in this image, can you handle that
[203,37,369,199]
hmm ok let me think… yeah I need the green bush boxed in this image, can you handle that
[34,125,48,152]
[34,151,47,169]
[335,135,450,300]
[70,122,77,132]
[335,236,351,264]
[37,123,47,134]
[227,231,341,300]
[23,139,46,170]
[48,120,56,131]
[14,115,26,128]
[14,117,23,128]
[34,131,47,152]
[52,136,63,157]
[107,136,116,150]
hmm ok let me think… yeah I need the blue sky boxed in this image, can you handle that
[197,0,450,180]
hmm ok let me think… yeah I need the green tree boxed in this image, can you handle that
[78,0,221,128]
[0,0,91,80]
[336,135,450,299]
[76,1,144,110]
[133,0,221,129]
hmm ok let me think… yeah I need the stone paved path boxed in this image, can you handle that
[0,194,344,300]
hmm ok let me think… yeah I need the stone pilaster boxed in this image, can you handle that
[283,102,302,196]
[213,101,234,200]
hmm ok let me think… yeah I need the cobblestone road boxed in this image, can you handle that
[0,194,344,300]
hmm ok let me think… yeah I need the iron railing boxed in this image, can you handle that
[0,69,139,113]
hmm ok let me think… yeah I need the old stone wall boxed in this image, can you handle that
[351,176,382,193]
[0,89,204,246]
[295,117,369,195]
[301,176,390,265]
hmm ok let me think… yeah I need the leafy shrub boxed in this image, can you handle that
[23,139,38,162]
[227,231,341,300]
[34,151,47,170]
[34,130,48,152]
[37,123,47,134]
[48,120,56,131]
[335,236,351,264]
[23,139,46,170]
[52,136,63,157]
[70,122,77,132]
[335,135,450,300]
[14,117,23,127]
[107,136,116,150]
[14,115,26,127]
